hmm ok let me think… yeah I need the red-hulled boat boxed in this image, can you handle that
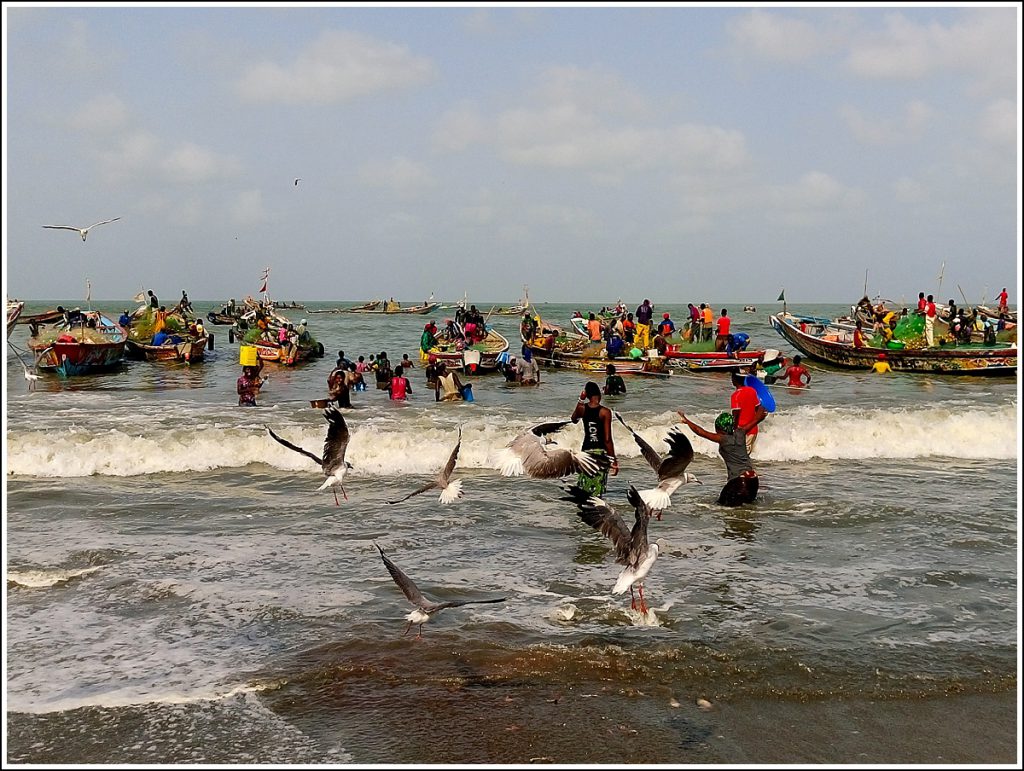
[29,310,128,376]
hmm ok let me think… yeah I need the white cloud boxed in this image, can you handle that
[892,176,927,203]
[528,65,650,118]
[767,171,866,226]
[978,98,1016,145]
[69,93,129,134]
[160,142,242,184]
[229,189,267,226]
[839,100,933,145]
[432,104,488,152]
[235,30,436,105]
[845,9,1016,90]
[358,156,436,199]
[727,10,829,63]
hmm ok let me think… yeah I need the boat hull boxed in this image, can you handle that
[428,329,510,373]
[770,313,1017,375]
[125,335,208,363]
[251,339,324,365]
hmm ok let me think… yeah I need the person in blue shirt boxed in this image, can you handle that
[606,332,625,359]
[118,310,131,327]
[658,312,675,337]
[725,332,750,356]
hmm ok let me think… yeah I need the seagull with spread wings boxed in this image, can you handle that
[374,543,506,638]
[496,421,603,479]
[42,217,121,241]
[387,428,464,505]
[563,483,664,614]
[615,413,700,516]
[266,406,352,505]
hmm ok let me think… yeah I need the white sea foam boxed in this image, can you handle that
[5,403,1016,478]
[7,566,103,588]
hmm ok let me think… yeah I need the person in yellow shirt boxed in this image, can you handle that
[870,353,892,373]
[701,304,714,342]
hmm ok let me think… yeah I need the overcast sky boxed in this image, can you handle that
[3,3,1020,304]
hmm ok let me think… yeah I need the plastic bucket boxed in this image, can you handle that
[461,384,474,402]
[239,345,258,366]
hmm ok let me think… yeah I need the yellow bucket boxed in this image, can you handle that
[239,345,258,366]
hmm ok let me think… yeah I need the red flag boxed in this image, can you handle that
[259,281,268,293]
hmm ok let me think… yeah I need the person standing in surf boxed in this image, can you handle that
[677,410,759,507]
[571,381,618,495]
[730,369,768,454]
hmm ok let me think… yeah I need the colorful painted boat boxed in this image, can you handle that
[769,312,1017,375]
[29,310,127,376]
[7,300,24,338]
[125,332,209,362]
[125,307,210,363]
[427,324,509,373]
[248,337,325,365]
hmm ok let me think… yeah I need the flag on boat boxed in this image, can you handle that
[133,290,146,303]
[259,266,270,294]
[86,279,92,302]
[777,289,785,302]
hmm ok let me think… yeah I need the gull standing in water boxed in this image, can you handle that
[266,406,352,505]
[563,483,664,614]
[387,428,464,505]
[615,413,700,516]
[42,217,121,241]
[496,421,603,479]
[374,543,506,638]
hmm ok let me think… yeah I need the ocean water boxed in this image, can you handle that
[4,300,1020,764]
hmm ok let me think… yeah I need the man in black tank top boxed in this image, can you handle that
[571,381,618,495]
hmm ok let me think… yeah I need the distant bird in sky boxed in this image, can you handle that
[374,542,506,638]
[294,178,301,186]
[497,421,603,479]
[563,483,664,614]
[266,406,352,505]
[387,428,464,505]
[615,414,700,516]
[42,217,121,241]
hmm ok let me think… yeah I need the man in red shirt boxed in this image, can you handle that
[917,292,926,313]
[925,294,937,347]
[730,370,768,453]
[780,354,811,388]
[715,309,732,351]
[998,287,1009,313]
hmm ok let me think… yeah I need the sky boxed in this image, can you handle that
[2,3,1020,305]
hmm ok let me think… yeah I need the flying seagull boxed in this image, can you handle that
[266,405,352,505]
[615,413,700,516]
[563,483,664,614]
[294,178,301,186]
[374,543,506,638]
[387,428,464,505]
[42,217,121,241]
[496,421,604,479]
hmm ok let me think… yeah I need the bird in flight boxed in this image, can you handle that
[615,413,700,516]
[387,428,464,505]
[563,483,665,615]
[42,218,121,241]
[374,543,505,638]
[294,178,301,186]
[266,406,352,505]
[496,421,604,479]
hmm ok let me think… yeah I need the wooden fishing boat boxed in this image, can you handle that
[384,300,441,315]
[343,299,381,312]
[532,347,669,375]
[247,337,325,365]
[663,346,764,371]
[769,311,1016,375]
[206,311,240,325]
[29,310,127,376]
[426,323,509,373]
[7,300,24,338]
[125,306,210,362]
[17,307,67,326]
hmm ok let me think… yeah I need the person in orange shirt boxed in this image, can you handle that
[715,309,732,351]
[701,304,714,342]
[587,313,602,342]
